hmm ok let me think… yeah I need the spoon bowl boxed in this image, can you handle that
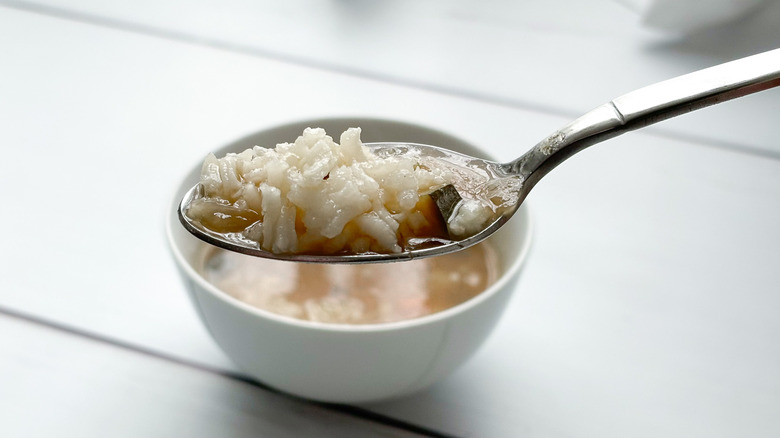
[178,141,515,263]
[180,48,780,263]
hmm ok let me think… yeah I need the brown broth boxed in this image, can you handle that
[198,241,500,325]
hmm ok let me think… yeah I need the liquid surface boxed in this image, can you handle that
[198,241,500,324]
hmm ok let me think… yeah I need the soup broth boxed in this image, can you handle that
[198,241,500,325]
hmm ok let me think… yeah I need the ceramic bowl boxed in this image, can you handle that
[166,118,532,403]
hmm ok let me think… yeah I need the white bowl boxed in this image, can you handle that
[166,118,533,403]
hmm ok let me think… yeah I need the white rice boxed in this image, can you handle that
[190,127,495,254]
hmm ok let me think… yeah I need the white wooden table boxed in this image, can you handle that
[1,1,779,436]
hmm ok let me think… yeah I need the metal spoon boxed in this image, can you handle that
[180,48,780,263]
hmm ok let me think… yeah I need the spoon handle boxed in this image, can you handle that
[510,48,780,190]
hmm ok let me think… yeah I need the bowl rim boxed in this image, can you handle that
[166,117,533,333]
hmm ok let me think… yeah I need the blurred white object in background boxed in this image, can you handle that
[618,0,769,33]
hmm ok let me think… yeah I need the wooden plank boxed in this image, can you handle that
[3,0,780,154]
[0,313,431,438]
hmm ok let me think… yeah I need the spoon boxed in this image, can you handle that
[180,48,780,263]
